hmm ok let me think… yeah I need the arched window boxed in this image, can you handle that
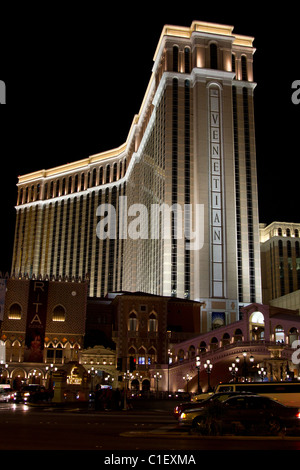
[99,167,103,185]
[184,47,190,73]
[52,305,66,322]
[232,54,236,74]
[222,333,230,346]
[199,341,207,353]
[92,168,97,187]
[188,345,195,359]
[46,343,55,362]
[113,163,118,182]
[178,349,185,362]
[210,43,218,70]
[55,343,64,363]
[80,173,85,191]
[148,312,158,332]
[106,165,110,184]
[249,311,264,340]
[278,227,282,236]
[128,312,137,331]
[210,337,219,350]
[241,55,248,81]
[148,347,156,365]
[8,303,22,320]
[275,325,285,343]
[68,176,72,193]
[173,45,179,72]
[288,327,299,345]
[233,328,243,342]
[138,347,146,365]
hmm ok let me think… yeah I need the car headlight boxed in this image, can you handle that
[180,412,187,419]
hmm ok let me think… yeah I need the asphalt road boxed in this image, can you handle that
[0,402,300,453]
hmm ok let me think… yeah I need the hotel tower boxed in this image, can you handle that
[12,21,262,327]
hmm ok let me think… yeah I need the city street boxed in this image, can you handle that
[0,402,300,452]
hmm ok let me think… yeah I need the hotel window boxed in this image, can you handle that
[80,173,85,191]
[173,45,179,72]
[232,54,236,74]
[184,47,190,73]
[241,55,248,81]
[106,165,110,184]
[68,176,72,193]
[92,168,97,187]
[113,163,118,182]
[210,43,218,70]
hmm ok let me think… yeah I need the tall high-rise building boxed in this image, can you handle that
[260,222,300,304]
[12,21,262,327]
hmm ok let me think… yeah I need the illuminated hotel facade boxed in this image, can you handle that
[12,21,262,326]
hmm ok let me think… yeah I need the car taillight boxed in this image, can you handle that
[296,411,300,419]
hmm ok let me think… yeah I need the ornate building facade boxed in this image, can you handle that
[1,276,87,386]
[11,21,261,330]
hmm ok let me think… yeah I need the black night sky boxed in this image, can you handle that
[0,3,299,273]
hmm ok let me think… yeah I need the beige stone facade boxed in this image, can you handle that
[11,21,262,327]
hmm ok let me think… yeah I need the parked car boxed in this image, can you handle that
[179,394,300,435]
[174,391,250,419]
[14,385,49,403]
[0,388,14,402]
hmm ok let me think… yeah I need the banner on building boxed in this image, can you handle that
[0,279,7,321]
[24,280,49,363]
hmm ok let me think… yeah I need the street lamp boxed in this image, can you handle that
[183,373,191,393]
[123,370,133,410]
[88,367,95,392]
[154,372,162,395]
[195,356,202,394]
[45,363,57,391]
[258,366,266,382]
[204,359,213,392]
[229,362,238,382]
[241,351,254,382]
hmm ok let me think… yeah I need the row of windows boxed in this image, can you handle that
[172,44,249,79]
[128,311,158,332]
[13,185,126,297]
[278,228,299,237]
[7,303,66,322]
[17,159,127,205]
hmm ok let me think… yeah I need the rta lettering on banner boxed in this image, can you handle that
[24,281,49,363]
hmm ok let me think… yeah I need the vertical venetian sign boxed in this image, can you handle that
[209,85,224,298]
[24,280,49,362]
